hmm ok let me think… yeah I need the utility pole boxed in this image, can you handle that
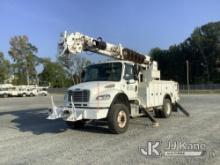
[186,60,190,94]
[26,62,30,86]
[26,69,30,86]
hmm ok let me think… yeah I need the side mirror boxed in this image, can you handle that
[124,73,130,80]
[127,79,135,84]
[134,74,139,81]
[81,70,85,80]
[133,64,140,81]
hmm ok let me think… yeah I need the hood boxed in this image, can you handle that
[68,81,120,94]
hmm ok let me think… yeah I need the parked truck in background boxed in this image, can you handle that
[0,84,19,98]
[0,84,49,98]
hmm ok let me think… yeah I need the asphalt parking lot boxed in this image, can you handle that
[0,94,219,165]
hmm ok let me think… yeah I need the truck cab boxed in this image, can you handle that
[66,61,138,107]
[49,60,179,133]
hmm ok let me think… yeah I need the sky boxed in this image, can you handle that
[0,0,220,62]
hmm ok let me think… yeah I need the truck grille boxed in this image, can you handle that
[68,90,90,102]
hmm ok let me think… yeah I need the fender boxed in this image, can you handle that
[164,93,172,103]
[110,92,130,113]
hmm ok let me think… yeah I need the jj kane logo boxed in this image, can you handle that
[139,140,206,158]
[139,141,162,157]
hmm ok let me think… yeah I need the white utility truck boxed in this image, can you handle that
[47,32,181,134]
[0,84,48,97]
[0,84,20,98]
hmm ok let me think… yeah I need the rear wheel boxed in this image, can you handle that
[161,98,172,118]
[3,93,8,98]
[154,109,162,118]
[66,120,86,129]
[107,104,129,134]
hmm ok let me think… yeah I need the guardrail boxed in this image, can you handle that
[180,84,220,90]
[180,84,220,94]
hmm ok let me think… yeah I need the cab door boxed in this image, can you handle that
[123,63,138,100]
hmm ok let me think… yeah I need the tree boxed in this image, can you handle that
[150,21,220,84]
[38,59,72,87]
[188,23,220,83]
[0,52,10,83]
[58,55,91,84]
[8,35,38,85]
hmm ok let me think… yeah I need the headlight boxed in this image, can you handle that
[96,94,111,100]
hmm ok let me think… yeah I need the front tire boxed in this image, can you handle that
[107,104,129,134]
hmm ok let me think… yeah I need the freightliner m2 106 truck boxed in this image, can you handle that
[47,32,181,134]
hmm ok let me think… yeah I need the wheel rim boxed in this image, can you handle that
[166,102,171,114]
[117,110,127,128]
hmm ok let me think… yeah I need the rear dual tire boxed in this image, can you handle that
[155,98,172,118]
[3,94,8,98]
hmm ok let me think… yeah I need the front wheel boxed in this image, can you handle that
[107,104,129,134]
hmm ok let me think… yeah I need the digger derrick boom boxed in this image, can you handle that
[122,48,146,64]
[58,31,150,64]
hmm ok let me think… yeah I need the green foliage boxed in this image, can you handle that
[0,52,10,83]
[8,35,38,85]
[150,21,220,84]
[38,59,72,87]
[5,35,91,87]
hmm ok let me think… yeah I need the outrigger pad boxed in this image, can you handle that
[141,108,160,127]
[176,102,190,117]
[152,122,160,128]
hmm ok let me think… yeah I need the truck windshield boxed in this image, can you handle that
[84,63,122,82]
